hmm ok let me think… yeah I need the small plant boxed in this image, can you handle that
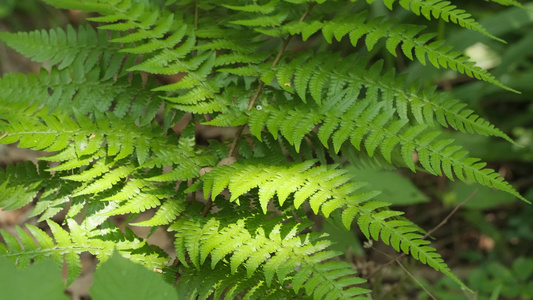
[0,0,529,298]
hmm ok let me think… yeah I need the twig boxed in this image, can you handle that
[201,198,212,217]
[423,190,477,240]
[395,259,437,300]
[369,246,437,299]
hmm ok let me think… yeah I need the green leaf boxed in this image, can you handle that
[347,167,429,205]
[90,252,178,300]
[0,256,69,300]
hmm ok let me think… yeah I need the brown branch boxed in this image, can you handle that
[368,245,437,299]
[395,259,437,300]
[423,190,477,240]
[210,3,317,214]
[201,198,212,217]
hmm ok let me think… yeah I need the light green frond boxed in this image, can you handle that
[202,161,379,216]
[0,106,209,220]
[131,198,186,226]
[173,213,370,299]
[0,219,168,285]
[353,201,469,291]
[485,0,523,6]
[40,0,114,14]
[0,109,147,158]
[223,0,280,13]
[245,96,526,203]
[71,165,134,197]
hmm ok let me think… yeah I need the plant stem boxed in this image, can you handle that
[226,3,316,158]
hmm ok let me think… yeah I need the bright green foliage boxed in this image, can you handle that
[0,218,169,285]
[243,87,525,201]
[201,162,465,289]
[0,0,527,298]
[172,205,370,299]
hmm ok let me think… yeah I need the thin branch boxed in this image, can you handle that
[369,246,437,299]
[194,0,198,29]
[201,198,212,217]
[423,190,477,240]
[395,259,437,300]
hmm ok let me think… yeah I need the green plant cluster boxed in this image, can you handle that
[0,0,529,299]
[419,257,533,300]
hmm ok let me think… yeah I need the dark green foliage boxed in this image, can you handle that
[0,0,528,299]
[419,257,533,300]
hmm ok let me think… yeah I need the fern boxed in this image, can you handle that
[241,91,525,201]
[172,206,370,299]
[0,24,128,73]
[201,162,466,289]
[374,0,507,42]
[0,0,529,299]
[284,11,516,92]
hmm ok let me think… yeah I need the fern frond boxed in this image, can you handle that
[372,0,505,42]
[0,66,161,117]
[0,109,153,157]
[172,212,370,299]
[285,11,516,92]
[202,161,380,216]
[0,161,49,210]
[177,259,298,300]
[223,1,279,14]
[84,0,194,74]
[244,96,527,202]
[0,24,126,72]
[268,53,515,143]
[0,219,168,284]
[349,201,469,291]
[40,0,228,114]
[40,0,113,14]
[485,0,523,7]
[0,1,526,298]
[201,163,470,290]
[0,107,210,220]
[131,198,186,227]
